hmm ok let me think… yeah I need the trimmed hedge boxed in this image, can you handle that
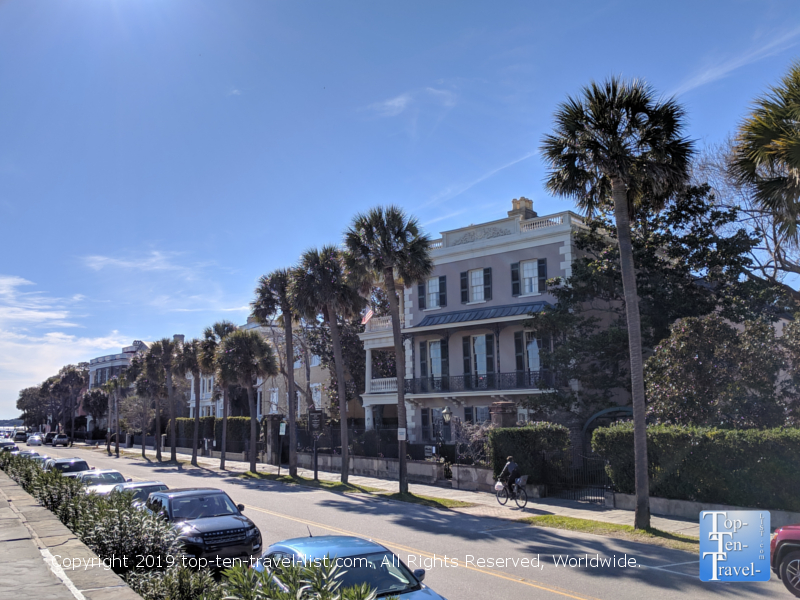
[592,423,800,512]
[214,416,253,448]
[488,422,570,485]
[175,417,215,441]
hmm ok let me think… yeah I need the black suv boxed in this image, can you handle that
[43,458,92,477]
[145,488,262,565]
[44,432,57,445]
[13,431,28,443]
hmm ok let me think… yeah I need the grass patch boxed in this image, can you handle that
[240,471,384,494]
[520,515,699,553]
[381,492,475,510]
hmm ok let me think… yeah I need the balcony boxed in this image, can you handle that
[404,371,556,395]
[365,371,557,395]
[365,315,402,333]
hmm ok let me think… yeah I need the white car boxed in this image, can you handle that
[27,435,42,446]
[78,470,130,495]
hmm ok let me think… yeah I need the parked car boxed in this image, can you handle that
[144,488,262,564]
[13,431,28,443]
[254,536,445,599]
[14,451,39,459]
[1,444,19,453]
[43,458,92,477]
[30,455,50,467]
[77,470,130,494]
[44,432,57,445]
[111,481,169,503]
[772,524,800,596]
[27,435,42,446]
[51,434,70,447]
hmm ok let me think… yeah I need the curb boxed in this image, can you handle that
[0,470,143,600]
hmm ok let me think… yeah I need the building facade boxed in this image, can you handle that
[359,197,585,443]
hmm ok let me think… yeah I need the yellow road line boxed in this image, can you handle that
[245,504,602,600]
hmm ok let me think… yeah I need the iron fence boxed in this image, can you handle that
[540,452,611,504]
[404,370,557,394]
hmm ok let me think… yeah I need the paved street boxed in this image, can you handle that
[42,445,785,600]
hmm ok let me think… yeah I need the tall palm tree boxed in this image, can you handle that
[294,246,365,484]
[216,329,279,472]
[199,321,238,470]
[152,337,180,462]
[251,268,300,476]
[102,377,124,457]
[345,206,432,494]
[733,61,800,238]
[146,342,170,461]
[175,339,203,466]
[540,77,693,529]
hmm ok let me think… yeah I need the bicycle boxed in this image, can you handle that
[495,475,528,508]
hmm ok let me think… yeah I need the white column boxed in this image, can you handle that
[365,404,374,431]
[365,348,373,393]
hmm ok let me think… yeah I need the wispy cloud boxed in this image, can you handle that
[672,25,800,96]
[364,87,457,118]
[83,251,210,282]
[0,275,130,417]
[423,151,537,209]
[228,88,242,96]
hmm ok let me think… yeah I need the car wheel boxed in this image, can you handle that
[780,551,800,597]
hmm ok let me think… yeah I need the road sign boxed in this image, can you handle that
[279,422,286,436]
[397,428,407,441]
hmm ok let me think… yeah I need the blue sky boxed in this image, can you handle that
[1,0,799,417]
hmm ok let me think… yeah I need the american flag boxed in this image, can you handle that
[361,308,374,325]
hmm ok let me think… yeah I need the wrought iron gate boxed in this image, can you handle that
[541,452,611,504]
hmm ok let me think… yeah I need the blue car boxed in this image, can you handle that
[254,535,447,599]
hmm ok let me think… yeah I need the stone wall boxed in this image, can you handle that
[297,452,444,484]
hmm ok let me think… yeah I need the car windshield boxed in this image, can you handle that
[132,485,167,501]
[330,552,418,597]
[55,461,90,473]
[170,494,239,520]
[84,472,125,485]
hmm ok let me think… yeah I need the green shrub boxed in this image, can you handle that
[126,566,221,600]
[215,417,252,446]
[488,422,570,484]
[592,423,800,511]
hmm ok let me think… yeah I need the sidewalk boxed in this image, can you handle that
[0,469,142,600]
[114,445,700,538]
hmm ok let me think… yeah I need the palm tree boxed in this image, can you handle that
[345,206,432,494]
[175,339,203,466]
[153,337,181,462]
[146,341,171,461]
[102,377,124,457]
[251,268,300,476]
[216,329,279,472]
[294,246,365,484]
[540,77,693,529]
[199,321,238,470]
[733,62,800,238]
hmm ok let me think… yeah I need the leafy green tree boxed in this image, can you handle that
[57,364,89,438]
[252,268,300,476]
[199,321,237,470]
[103,376,126,457]
[16,386,48,428]
[345,206,432,494]
[294,246,365,484]
[81,388,108,434]
[151,338,181,462]
[175,339,203,466]
[645,314,788,428]
[216,329,279,472]
[540,77,694,529]
[733,61,800,238]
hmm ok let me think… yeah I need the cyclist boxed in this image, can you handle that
[499,456,521,496]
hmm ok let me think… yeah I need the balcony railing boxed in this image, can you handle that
[365,315,401,333]
[367,377,397,394]
[404,370,557,394]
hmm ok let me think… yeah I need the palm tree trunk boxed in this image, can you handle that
[70,390,76,440]
[155,395,162,462]
[383,269,408,494]
[114,388,120,458]
[612,178,651,530]
[191,372,201,466]
[142,396,148,459]
[327,305,350,484]
[284,316,297,477]
[106,392,112,454]
[246,382,258,473]
[220,387,228,470]
[166,369,176,462]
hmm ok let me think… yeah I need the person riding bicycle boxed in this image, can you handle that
[499,456,521,496]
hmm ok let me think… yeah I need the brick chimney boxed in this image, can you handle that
[508,197,537,220]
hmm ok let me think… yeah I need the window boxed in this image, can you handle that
[470,270,484,301]
[472,336,487,375]
[522,260,538,294]
[310,355,321,367]
[418,276,446,309]
[269,389,278,413]
[464,406,490,424]
[257,390,262,418]
[429,341,442,377]
[311,384,322,409]
[526,332,541,371]
[462,334,494,388]
[201,378,205,394]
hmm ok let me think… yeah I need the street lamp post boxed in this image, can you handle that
[441,406,457,489]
